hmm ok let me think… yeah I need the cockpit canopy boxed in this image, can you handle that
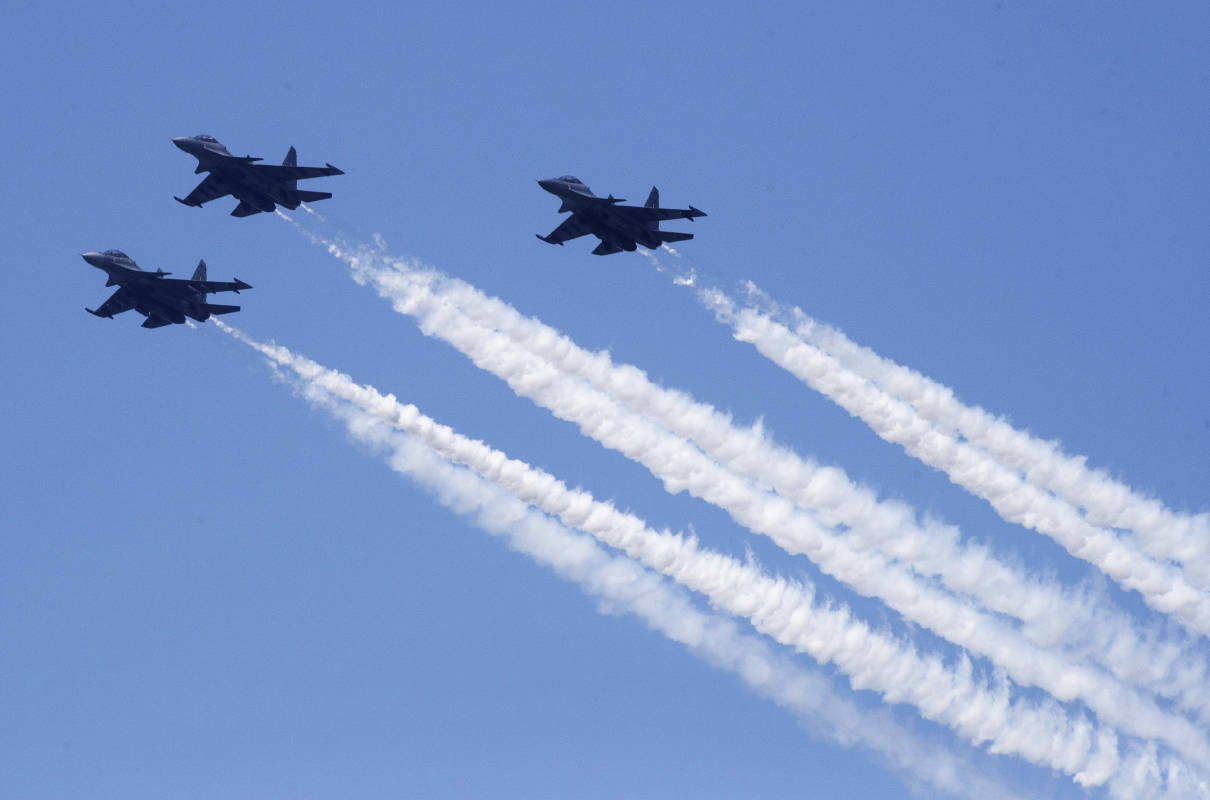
[102,249,129,259]
[557,175,583,184]
[195,134,219,143]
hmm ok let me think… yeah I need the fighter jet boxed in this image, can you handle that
[82,250,252,329]
[536,176,706,255]
[173,134,344,217]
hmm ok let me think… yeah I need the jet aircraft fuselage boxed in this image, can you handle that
[82,250,251,329]
[173,135,344,217]
[536,176,706,255]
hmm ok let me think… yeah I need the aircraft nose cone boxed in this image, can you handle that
[81,251,105,267]
[172,136,192,151]
[538,178,558,192]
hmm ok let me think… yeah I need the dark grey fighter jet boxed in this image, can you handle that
[173,134,344,217]
[536,176,706,255]
[82,250,251,329]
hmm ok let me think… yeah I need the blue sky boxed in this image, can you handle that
[2,2,1208,797]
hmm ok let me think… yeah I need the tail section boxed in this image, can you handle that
[296,190,333,203]
[645,186,661,231]
[191,259,207,282]
[283,146,298,190]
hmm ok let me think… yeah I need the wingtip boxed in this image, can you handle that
[327,163,345,175]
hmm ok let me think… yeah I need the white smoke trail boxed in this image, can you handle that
[218,344,1048,800]
[418,239,1210,721]
[638,245,1210,631]
[747,283,1210,583]
[641,247,1209,576]
[216,321,1189,796]
[277,219,1210,741]
[214,306,1210,784]
[634,247,1210,715]
[696,288,1210,639]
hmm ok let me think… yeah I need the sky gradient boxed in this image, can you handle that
[2,3,1208,798]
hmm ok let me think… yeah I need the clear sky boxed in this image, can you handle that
[2,2,1207,798]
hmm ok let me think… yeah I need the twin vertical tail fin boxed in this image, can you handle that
[283,146,298,190]
[192,259,210,301]
[645,186,660,230]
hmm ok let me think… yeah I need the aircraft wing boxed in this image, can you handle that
[192,278,252,295]
[177,174,231,207]
[539,214,593,245]
[253,163,344,181]
[615,204,706,223]
[155,276,252,296]
[88,288,135,318]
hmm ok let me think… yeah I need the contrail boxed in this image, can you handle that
[400,237,1210,721]
[642,247,1210,581]
[636,247,1210,712]
[284,224,1210,722]
[215,319,1210,789]
[693,285,1210,640]
[275,220,1210,741]
[216,321,1196,796]
[216,333,1045,800]
[744,282,1210,584]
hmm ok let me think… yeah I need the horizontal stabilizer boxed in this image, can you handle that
[141,316,173,329]
[296,190,332,202]
[204,303,240,315]
[659,231,694,243]
[231,201,261,217]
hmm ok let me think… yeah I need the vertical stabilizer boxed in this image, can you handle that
[645,186,661,230]
[283,146,298,190]
[191,259,208,282]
